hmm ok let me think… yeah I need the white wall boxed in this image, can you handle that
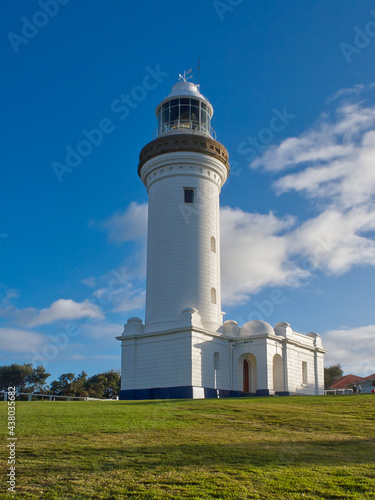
[119,326,325,396]
[228,334,324,395]
[233,340,269,393]
[191,331,231,390]
[141,152,228,331]
[121,331,192,390]
[285,345,316,395]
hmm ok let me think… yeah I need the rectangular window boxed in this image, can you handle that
[302,362,308,385]
[184,188,194,203]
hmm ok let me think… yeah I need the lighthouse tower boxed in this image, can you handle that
[142,79,229,332]
[117,76,230,400]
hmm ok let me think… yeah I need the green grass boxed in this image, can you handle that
[1,395,375,499]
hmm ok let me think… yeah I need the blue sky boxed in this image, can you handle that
[1,0,375,383]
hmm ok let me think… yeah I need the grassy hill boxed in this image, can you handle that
[1,395,375,499]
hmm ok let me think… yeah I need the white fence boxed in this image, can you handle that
[0,391,118,402]
[324,389,353,395]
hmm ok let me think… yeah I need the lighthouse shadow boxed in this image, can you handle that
[83,438,375,469]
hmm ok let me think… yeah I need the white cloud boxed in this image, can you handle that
[30,299,104,327]
[80,322,124,339]
[220,205,375,305]
[290,206,375,274]
[101,202,148,243]
[323,324,375,376]
[0,328,44,353]
[10,299,104,328]
[0,287,19,319]
[91,265,146,314]
[327,84,365,102]
[70,354,87,360]
[252,97,375,174]
[0,286,18,307]
[220,207,306,305]
[219,203,375,305]
[93,203,148,299]
[274,129,375,209]
[93,355,121,360]
[326,84,375,103]
[111,289,145,313]
[81,276,97,288]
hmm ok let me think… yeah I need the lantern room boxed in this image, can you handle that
[155,80,214,138]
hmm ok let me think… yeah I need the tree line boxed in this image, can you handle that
[0,364,120,399]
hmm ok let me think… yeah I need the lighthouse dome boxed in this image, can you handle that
[240,320,274,337]
[168,80,204,98]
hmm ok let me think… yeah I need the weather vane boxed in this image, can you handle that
[178,68,193,82]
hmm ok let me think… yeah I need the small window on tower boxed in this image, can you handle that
[302,362,308,385]
[211,236,216,253]
[211,287,216,304]
[184,189,194,203]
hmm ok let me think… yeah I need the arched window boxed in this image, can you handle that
[211,287,216,304]
[214,352,220,389]
[214,352,220,370]
[302,362,308,385]
[211,236,216,253]
[273,354,284,392]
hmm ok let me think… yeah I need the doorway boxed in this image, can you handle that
[243,359,250,392]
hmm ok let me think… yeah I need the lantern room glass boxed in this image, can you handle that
[157,98,212,137]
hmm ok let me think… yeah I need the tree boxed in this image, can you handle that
[49,373,75,396]
[0,364,50,393]
[85,370,120,399]
[28,365,51,393]
[324,364,344,389]
[70,371,88,397]
[101,370,120,399]
[49,372,89,397]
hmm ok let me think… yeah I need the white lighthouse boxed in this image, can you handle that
[141,79,228,332]
[117,75,326,400]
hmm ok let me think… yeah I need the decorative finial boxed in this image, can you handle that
[178,68,193,82]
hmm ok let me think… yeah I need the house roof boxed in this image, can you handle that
[329,374,366,389]
[364,373,375,381]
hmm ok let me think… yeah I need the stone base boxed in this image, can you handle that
[119,386,267,400]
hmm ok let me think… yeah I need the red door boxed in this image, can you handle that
[243,360,249,392]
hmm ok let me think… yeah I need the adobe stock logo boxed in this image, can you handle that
[51,65,169,182]
[237,107,296,165]
[213,0,243,22]
[340,10,375,63]
[7,0,71,55]
[0,234,8,245]
[233,288,288,328]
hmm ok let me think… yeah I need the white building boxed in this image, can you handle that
[117,77,326,399]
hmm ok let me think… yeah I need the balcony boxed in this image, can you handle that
[153,120,216,140]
